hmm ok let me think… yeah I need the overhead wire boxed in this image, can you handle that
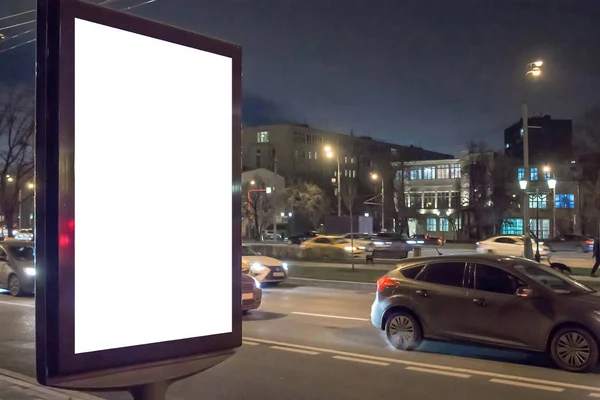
[0,0,159,55]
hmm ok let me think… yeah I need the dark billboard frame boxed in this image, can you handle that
[36,0,242,385]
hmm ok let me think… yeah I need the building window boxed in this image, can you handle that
[410,167,422,180]
[531,167,538,181]
[452,218,462,230]
[344,170,348,177]
[257,131,269,143]
[437,192,449,209]
[344,156,348,164]
[423,192,435,209]
[502,218,523,235]
[437,165,449,179]
[530,219,550,240]
[505,143,510,149]
[450,192,460,208]
[352,170,356,178]
[426,218,437,231]
[449,164,461,179]
[350,157,355,164]
[439,218,449,232]
[308,151,312,160]
[556,194,575,209]
[391,148,398,156]
[293,132,306,143]
[520,128,524,136]
[529,194,547,209]
[409,193,422,208]
[544,171,551,180]
[423,166,436,180]
[517,168,524,181]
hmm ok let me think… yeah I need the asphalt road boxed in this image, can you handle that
[2,285,600,399]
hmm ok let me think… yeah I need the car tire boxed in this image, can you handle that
[8,274,22,297]
[550,326,599,373]
[385,311,423,351]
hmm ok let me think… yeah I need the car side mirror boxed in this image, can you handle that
[516,287,535,298]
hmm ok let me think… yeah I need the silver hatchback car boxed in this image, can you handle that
[0,241,35,296]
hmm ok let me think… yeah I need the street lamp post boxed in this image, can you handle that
[325,145,342,217]
[520,180,554,262]
[371,173,385,231]
[521,60,544,259]
[544,165,557,237]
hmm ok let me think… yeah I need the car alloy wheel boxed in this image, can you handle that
[385,312,423,351]
[8,275,21,297]
[551,327,599,372]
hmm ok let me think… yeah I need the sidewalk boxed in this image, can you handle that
[0,369,102,400]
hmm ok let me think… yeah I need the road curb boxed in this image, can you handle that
[0,368,104,400]
[286,277,376,291]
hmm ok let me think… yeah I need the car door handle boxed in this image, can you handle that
[472,298,487,306]
[416,290,428,297]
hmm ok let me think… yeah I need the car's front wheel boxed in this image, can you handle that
[8,274,22,297]
[385,311,423,351]
[550,326,599,372]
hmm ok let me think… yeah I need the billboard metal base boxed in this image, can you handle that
[46,350,234,398]
[129,381,169,400]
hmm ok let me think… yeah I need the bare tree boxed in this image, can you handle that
[0,88,34,237]
[242,177,282,240]
[576,107,600,236]
[392,160,417,235]
[285,181,329,230]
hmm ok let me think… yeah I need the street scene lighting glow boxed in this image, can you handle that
[533,60,543,67]
[371,173,378,180]
[547,178,557,189]
[519,180,528,190]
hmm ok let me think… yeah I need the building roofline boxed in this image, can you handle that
[392,158,460,166]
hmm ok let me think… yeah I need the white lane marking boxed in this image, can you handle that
[590,394,600,398]
[333,356,390,366]
[0,300,34,308]
[242,341,260,346]
[406,366,470,379]
[291,311,370,322]
[271,346,319,355]
[243,337,600,393]
[490,379,564,392]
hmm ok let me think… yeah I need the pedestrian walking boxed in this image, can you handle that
[592,236,600,277]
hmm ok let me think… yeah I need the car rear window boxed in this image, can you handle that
[400,265,424,280]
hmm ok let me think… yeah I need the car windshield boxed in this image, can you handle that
[7,245,34,261]
[241,246,259,256]
[514,261,595,294]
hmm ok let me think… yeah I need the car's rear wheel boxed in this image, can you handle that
[385,311,423,351]
[8,274,22,297]
[550,327,599,372]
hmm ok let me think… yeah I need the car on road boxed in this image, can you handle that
[300,236,365,256]
[286,231,318,245]
[545,234,594,253]
[14,229,33,241]
[332,233,373,250]
[371,254,600,372]
[242,244,288,284]
[476,235,549,257]
[0,241,35,297]
[411,234,444,246]
[242,273,262,314]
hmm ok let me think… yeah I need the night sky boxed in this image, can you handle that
[1,0,599,156]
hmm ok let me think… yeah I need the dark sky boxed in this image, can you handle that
[1,0,599,156]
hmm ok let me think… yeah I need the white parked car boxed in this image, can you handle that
[242,245,288,284]
[476,235,550,257]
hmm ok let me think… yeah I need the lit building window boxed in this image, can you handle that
[555,194,575,209]
[426,218,437,231]
[517,168,524,181]
[423,166,436,180]
[449,164,461,179]
[529,194,547,209]
[410,167,422,180]
[439,218,449,232]
[502,219,523,235]
[530,219,550,240]
[531,167,538,180]
[257,131,269,143]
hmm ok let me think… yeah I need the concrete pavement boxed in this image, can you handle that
[2,286,600,399]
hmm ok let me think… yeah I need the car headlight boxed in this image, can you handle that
[251,275,261,289]
[24,267,36,276]
[344,246,355,251]
[282,262,288,271]
[358,246,365,250]
[250,262,266,272]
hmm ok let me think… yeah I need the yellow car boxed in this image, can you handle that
[300,236,364,255]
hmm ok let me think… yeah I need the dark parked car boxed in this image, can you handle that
[0,241,35,297]
[371,254,600,372]
[545,234,594,253]
[286,231,318,245]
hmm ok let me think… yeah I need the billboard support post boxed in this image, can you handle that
[35,0,242,396]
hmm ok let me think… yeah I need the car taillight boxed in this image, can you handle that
[377,276,399,293]
[437,238,442,244]
[586,240,593,245]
